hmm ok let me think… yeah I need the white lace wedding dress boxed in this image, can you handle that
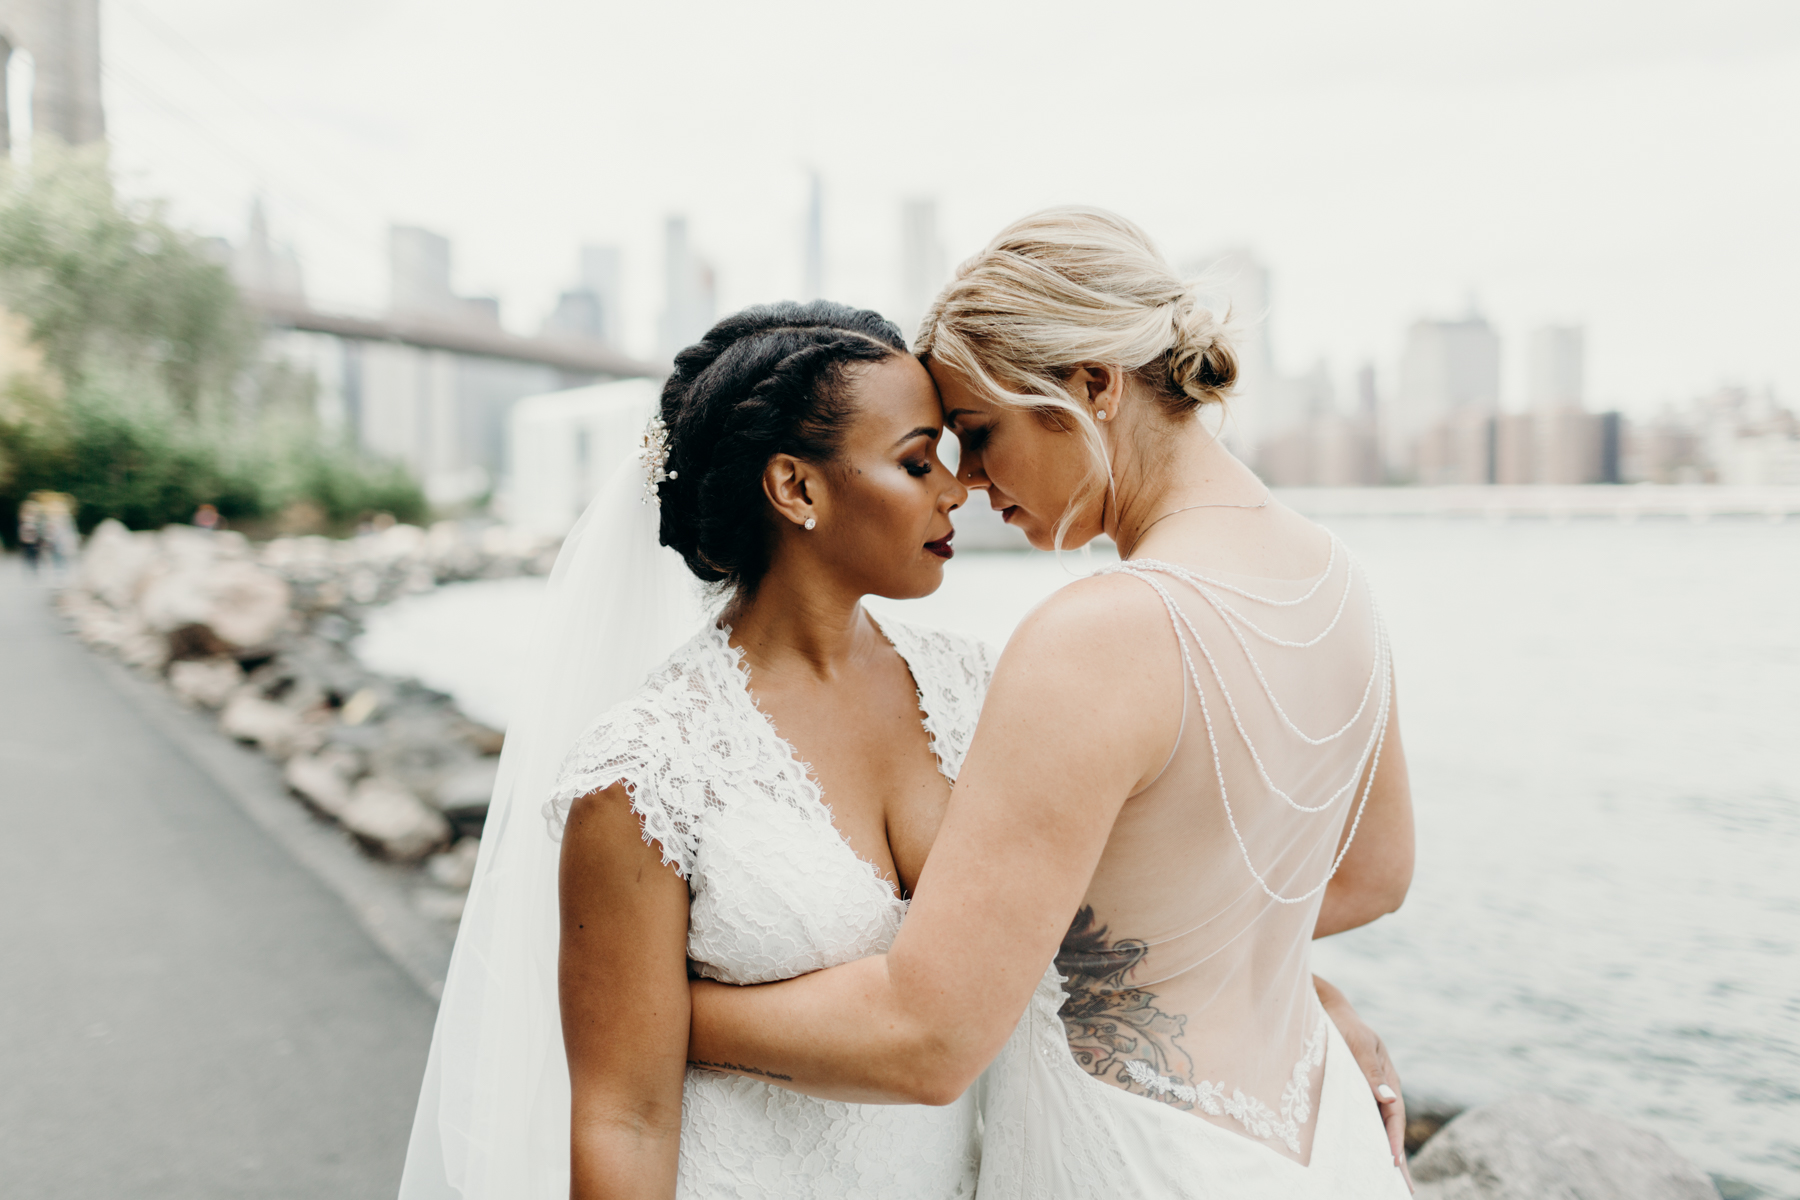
[548,614,991,1199]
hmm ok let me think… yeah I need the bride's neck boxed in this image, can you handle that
[1109,414,1259,557]
[723,565,871,682]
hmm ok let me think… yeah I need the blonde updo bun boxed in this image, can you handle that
[1150,292,1238,414]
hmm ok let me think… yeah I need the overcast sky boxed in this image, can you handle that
[101,0,1800,414]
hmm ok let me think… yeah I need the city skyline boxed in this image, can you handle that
[99,0,1800,416]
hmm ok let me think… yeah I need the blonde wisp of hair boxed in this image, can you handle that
[915,206,1238,548]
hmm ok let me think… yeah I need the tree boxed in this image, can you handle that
[0,142,254,418]
[0,142,425,540]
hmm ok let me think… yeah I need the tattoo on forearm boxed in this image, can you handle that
[689,1059,794,1082]
[1057,906,1195,1109]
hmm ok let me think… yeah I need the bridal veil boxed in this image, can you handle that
[398,441,705,1199]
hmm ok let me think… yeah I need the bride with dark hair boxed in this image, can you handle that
[401,288,1409,1199]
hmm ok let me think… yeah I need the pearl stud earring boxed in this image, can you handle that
[803,517,817,530]
[1096,410,1108,420]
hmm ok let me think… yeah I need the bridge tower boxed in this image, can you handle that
[0,0,104,155]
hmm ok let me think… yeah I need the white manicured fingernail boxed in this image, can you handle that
[1377,1084,1398,1102]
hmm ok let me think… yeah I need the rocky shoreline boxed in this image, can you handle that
[58,518,558,918]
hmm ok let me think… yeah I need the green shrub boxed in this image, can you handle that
[0,385,428,541]
[284,443,427,527]
[0,143,429,543]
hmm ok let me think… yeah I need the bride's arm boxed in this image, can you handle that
[688,578,1176,1105]
[1314,675,1414,938]
[561,785,692,1199]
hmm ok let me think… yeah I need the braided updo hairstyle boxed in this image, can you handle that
[654,300,908,592]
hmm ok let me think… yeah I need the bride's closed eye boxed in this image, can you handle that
[904,459,934,478]
[956,426,991,454]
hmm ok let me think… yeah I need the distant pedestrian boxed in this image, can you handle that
[17,498,42,573]
[31,492,78,577]
[193,503,220,532]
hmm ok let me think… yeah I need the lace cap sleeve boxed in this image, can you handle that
[544,690,699,881]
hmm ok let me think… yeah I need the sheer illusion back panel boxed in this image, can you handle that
[1061,538,1390,1162]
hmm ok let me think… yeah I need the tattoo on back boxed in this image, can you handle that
[690,1058,794,1082]
[1056,906,1195,1109]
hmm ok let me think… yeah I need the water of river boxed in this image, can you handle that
[358,519,1800,1195]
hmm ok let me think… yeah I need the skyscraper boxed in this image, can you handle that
[1392,314,1500,483]
[389,225,455,319]
[897,198,947,342]
[1526,324,1600,483]
[1526,325,1585,412]
[1184,248,1275,455]
[0,0,104,155]
[659,215,716,359]
[388,224,500,328]
[543,244,625,347]
[580,245,624,347]
[231,197,305,302]
[801,171,824,300]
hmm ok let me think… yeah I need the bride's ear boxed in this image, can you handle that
[762,453,820,530]
[1066,364,1126,417]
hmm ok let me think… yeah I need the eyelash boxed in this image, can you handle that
[904,460,933,478]
[959,427,991,453]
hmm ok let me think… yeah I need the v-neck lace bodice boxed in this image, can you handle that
[547,614,994,1198]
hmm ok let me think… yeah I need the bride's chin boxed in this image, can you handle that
[904,561,950,599]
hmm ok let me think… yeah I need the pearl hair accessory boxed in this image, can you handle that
[639,412,677,504]
[803,517,817,530]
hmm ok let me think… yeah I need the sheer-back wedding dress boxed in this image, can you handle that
[548,614,991,1198]
[977,535,1410,1199]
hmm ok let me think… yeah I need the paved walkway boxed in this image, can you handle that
[0,558,437,1199]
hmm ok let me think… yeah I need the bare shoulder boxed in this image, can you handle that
[1013,569,1175,650]
[997,569,1180,693]
[966,569,1185,801]
[560,781,688,896]
[562,782,652,860]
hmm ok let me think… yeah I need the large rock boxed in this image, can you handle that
[370,706,477,799]
[1412,1094,1719,1200]
[167,657,243,709]
[75,520,158,610]
[433,757,499,814]
[425,837,481,890]
[63,595,167,669]
[138,558,291,651]
[219,691,319,760]
[283,749,361,817]
[339,777,450,861]
[366,522,427,564]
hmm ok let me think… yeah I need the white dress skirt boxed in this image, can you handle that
[976,971,1411,1200]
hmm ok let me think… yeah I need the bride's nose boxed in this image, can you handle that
[942,473,969,511]
[959,458,989,488]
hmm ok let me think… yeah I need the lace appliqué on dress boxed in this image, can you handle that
[544,623,832,877]
[1121,1011,1328,1154]
[871,615,994,781]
